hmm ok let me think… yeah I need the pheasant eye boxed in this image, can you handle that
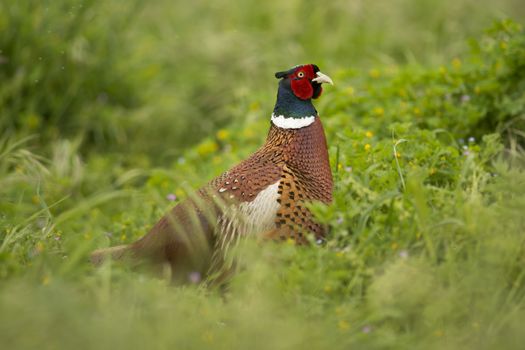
[297,71,305,78]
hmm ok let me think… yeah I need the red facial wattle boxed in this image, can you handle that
[290,65,317,100]
[291,78,313,100]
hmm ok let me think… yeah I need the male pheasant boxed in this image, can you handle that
[91,64,334,282]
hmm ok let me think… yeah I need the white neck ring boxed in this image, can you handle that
[271,113,315,129]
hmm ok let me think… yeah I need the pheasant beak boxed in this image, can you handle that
[312,71,334,85]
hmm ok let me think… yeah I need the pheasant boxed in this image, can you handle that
[91,64,334,282]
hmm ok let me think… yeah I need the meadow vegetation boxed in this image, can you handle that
[1,1,525,349]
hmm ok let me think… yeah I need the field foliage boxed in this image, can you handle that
[1,1,525,349]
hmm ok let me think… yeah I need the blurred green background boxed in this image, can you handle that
[2,0,524,161]
[1,1,525,349]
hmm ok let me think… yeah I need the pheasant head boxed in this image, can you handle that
[272,64,333,129]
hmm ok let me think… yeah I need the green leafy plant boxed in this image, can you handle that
[1,9,525,350]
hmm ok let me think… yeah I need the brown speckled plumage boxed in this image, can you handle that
[263,119,332,243]
[90,64,334,283]
[213,118,332,208]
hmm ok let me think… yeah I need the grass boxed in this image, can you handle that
[1,1,525,349]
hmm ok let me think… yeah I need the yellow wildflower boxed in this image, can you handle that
[368,69,380,78]
[175,188,185,198]
[372,106,384,116]
[364,144,371,151]
[42,275,50,286]
[338,320,350,330]
[24,113,41,130]
[197,140,219,156]
[452,58,462,69]
[365,131,374,138]
[216,129,229,141]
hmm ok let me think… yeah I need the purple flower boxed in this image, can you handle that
[188,271,201,284]
[166,193,177,201]
[345,166,353,173]
[399,250,409,259]
[461,94,471,103]
[362,325,373,333]
[336,216,344,225]
[463,151,470,156]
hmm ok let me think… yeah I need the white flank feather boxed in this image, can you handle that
[239,181,280,234]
